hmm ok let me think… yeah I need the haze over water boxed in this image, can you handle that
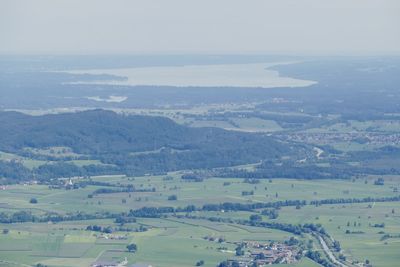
[67,63,317,88]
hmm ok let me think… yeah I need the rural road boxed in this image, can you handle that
[317,235,350,267]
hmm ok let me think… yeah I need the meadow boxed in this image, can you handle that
[0,174,399,267]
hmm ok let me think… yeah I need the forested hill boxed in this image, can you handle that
[0,110,307,181]
[1,109,286,154]
[0,110,190,154]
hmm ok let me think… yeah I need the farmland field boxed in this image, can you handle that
[0,174,399,267]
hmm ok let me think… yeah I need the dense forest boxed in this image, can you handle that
[0,110,306,182]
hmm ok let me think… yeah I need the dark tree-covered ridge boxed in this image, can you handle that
[0,110,305,180]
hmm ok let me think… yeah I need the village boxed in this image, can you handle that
[225,240,302,267]
[281,132,400,147]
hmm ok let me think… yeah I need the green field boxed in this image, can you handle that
[0,149,112,171]
[0,174,399,266]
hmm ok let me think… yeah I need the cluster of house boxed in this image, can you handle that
[48,178,76,190]
[283,132,400,147]
[231,241,300,266]
[21,180,38,186]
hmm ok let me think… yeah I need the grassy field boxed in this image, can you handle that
[0,150,112,170]
[0,151,48,170]
[0,174,399,266]
[230,117,283,132]
[1,174,398,215]
[0,217,323,267]
[306,120,400,134]
[186,117,283,133]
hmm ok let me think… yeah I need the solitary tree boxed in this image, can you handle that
[168,195,177,201]
[196,260,205,266]
[249,214,262,222]
[127,243,137,253]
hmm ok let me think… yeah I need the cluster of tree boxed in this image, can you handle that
[243,178,260,184]
[181,212,325,237]
[0,160,120,183]
[86,224,146,233]
[114,216,137,224]
[380,233,400,241]
[235,242,245,256]
[0,160,33,182]
[310,195,400,206]
[1,204,193,224]
[249,214,262,222]
[36,162,120,181]
[167,195,177,201]
[345,230,365,234]
[332,240,341,252]
[0,211,35,223]
[201,200,306,212]
[116,225,148,233]
[91,186,155,196]
[86,225,113,233]
[181,173,204,182]
[305,250,336,267]
[195,260,205,266]
[374,177,385,185]
[126,243,137,253]
[261,208,279,219]
[217,260,240,267]
[372,223,385,228]
[284,237,300,246]
[241,190,254,196]
[40,211,115,223]
[76,180,117,187]
[0,210,117,224]
[216,163,356,180]
[128,207,171,218]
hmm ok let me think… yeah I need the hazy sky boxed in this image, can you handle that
[1,0,399,55]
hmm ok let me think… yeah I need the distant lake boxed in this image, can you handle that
[66,62,317,88]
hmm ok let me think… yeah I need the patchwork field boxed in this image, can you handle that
[0,174,399,266]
